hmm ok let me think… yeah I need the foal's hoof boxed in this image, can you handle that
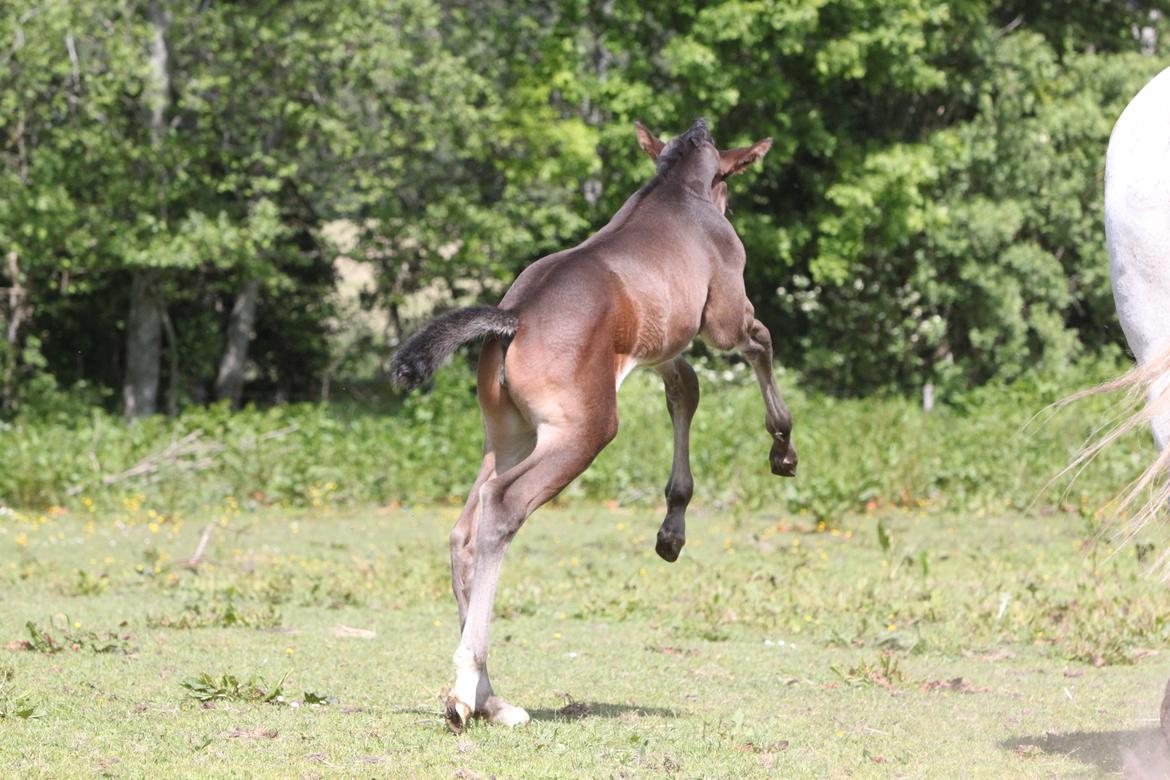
[656,529,685,562]
[770,441,798,477]
[481,696,531,727]
[445,697,472,734]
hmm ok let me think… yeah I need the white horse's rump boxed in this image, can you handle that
[1058,66,1170,557]
[1102,64,1170,747]
[1106,65,1170,453]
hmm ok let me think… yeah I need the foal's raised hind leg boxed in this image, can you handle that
[654,358,699,562]
[741,319,797,476]
[447,414,617,733]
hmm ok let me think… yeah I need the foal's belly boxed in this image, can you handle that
[628,300,703,368]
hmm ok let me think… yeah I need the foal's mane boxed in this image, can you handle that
[593,118,716,237]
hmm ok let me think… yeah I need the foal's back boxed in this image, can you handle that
[497,184,736,384]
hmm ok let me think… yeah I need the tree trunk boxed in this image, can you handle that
[4,252,29,348]
[2,251,32,414]
[215,279,259,407]
[161,306,180,416]
[147,0,171,144]
[123,271,163,420]
[123,0,171,422]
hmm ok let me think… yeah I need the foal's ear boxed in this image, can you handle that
[719,138,772,177]
[634,121,665,161]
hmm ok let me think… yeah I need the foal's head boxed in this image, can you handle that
[633,118,772,213]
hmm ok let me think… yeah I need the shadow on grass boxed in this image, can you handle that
[387,702,680,723]
[530,701,680,722]
[1002,727,1170,778]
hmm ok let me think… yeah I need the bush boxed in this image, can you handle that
[0,356,1153,522]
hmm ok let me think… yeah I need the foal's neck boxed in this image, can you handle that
[598,171,713,239]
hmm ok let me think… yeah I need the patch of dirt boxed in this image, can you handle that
[645,645,697,657]
[556,700,591,719]
[225,726,278,739]
[735,740,789,754]
[920,677,991,694]
[735,741,789,771]
[967,648,1015,662]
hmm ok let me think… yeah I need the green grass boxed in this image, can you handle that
[3,502,1170,777]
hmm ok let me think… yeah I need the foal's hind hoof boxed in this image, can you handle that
[480,695,531,727]
[445,697,472,734]
[656,529,685,562]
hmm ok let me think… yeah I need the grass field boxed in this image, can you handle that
[2,501,1170,778]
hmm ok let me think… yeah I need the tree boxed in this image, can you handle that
[491,0,1168,394]
[2,1,1167,413]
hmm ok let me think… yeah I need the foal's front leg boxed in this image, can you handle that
[654,358,699,561]
[739,318,797,476]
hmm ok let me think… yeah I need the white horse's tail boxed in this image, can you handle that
[1058,344,1170,567]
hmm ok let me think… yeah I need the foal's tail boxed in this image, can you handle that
[390,305,518,391]
[1056,343,1170,568]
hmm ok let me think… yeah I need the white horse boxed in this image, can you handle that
[1103,63,1170,742]
[1107,64,1170,450]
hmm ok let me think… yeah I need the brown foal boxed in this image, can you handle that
[391,119,797,733]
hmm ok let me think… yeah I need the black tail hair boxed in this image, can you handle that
[390,305,519,390]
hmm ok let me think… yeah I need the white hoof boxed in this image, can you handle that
[445,697,472,734]
[480,696,530,727]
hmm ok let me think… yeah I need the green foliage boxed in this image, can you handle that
[832,652,906,688]
[567,1,1168,393]
[18,618,133,655]
[180,670,290,705]
[57,569,110,597]
[0,355,1152,520]
[0,665,44,721]
[147,593,282,631]
[2,2,1168,411]
[179,670,329,708]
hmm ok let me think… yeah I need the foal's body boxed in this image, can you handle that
[393,120,796,732]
